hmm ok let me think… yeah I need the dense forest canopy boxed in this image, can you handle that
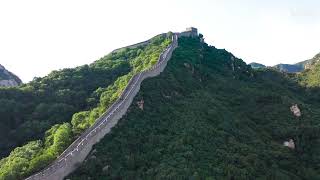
[0,33,172,180]
[0,61,130,158]
[68,37,320,180]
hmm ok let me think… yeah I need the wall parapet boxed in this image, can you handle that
[25,33,178,180]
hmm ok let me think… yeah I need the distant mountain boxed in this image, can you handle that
[273,63,304,73]
[297,53,320,87]
[0,64,22,87]
[273,53,320,73]
[249,53,320,73]
[249,62,266,69]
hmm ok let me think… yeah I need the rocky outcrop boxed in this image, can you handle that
[137,99,144,110]
[290,104,301,117]
[283,104,300,150]
[283,139,295,149]
[0,64,22,87]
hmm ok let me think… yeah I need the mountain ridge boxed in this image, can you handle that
[249,53,320,73]
[0,29,319,180]
[0,64,22,87]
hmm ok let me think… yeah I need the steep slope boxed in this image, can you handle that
[0,65,22,87]
[68,37,320,180]
[0,33,172,180]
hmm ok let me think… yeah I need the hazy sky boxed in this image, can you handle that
[1,0,320,82]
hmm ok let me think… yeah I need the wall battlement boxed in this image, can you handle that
[179,27,198,38]
[25,33,178,180]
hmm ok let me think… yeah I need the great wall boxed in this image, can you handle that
[25,28,198,180]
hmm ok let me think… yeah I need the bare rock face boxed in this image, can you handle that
[290,104,301,117]
[283,139,295,149]
[102,165,110,172]
[137,99,144,110]
[0,64,22,87]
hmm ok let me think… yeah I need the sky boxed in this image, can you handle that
[0,0,319,82]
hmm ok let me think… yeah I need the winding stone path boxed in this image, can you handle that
[25,33,178,180]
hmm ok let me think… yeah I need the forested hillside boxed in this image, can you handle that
[68,37,320,180]
[0,59,129,158]
[0,33,172,180]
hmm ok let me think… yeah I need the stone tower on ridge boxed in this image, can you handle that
[179,27,198,37]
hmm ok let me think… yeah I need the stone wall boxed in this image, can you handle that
[25,33,178,180]
[179,27,198,38]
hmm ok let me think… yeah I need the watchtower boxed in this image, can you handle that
[180,27,198,37]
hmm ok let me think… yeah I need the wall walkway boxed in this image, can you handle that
[25,33,178,180]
